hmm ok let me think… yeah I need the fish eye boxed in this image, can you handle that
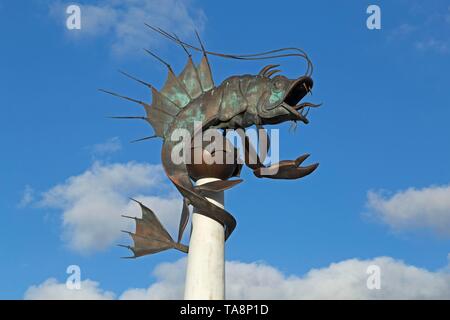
[272,77,284,91]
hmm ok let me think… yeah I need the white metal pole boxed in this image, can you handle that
[184,177,225,300]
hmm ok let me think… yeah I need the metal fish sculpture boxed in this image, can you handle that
[101,26,321,258]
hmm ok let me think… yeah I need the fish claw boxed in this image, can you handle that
[253,154,319,180]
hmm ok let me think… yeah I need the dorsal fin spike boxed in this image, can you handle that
[144,23,163,34]
[194,31,215,90]
[144,49,173,72]
[121,215,137,220]
[172,32,205,93]
[172,32,192,58]
[130,135,158,143]
[109,116,147,120]
[98,89,146,107]
[195,30,207,57]
[119,70,153,89]
[258,64,280,77]
[144,48,193,101]
[121,230,133,236]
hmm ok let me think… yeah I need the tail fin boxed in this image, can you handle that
[119,198,188,258]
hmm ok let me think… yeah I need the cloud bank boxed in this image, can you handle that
[26,256,450,300]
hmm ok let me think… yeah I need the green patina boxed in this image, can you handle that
[185,78,199,94]
[269,90,284,104]
[172,91,191,108]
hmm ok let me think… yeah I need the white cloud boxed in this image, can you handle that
[24,278,115,300]
[366,185,450,236]
[50,0,206,55]
[19,185,35,208]
[27,257,450,300]
[39,161,182,253]
[90,137,122,156]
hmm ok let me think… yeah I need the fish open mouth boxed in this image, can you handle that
[281,76,320,124]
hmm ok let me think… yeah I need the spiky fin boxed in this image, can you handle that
[111,43,216,139]
[145,54,215,137]
[158,55,215,108]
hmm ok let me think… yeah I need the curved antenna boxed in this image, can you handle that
[144,24,313,76]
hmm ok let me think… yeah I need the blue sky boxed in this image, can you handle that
[1,0,450,299]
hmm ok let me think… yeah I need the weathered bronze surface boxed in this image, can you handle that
[120,199,188,257]
[101,26,321,258]
[186,136,242,181]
